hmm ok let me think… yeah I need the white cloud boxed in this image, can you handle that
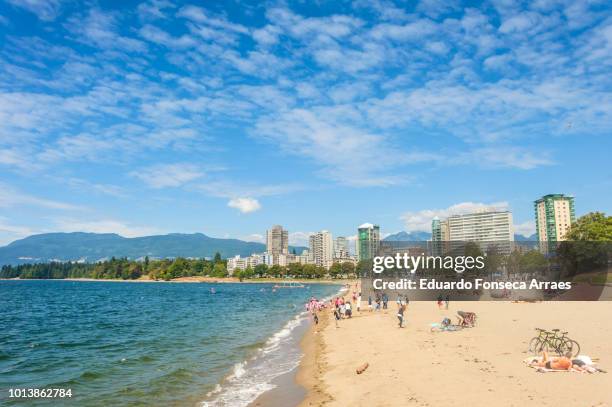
[243,233,264,243]
[400,201,510,232]
[227,197,261,214]
[177,5,249,34]
[139,24,197,48]
[253,108,411,186]
[131,163,204,188]
[514,220,536,237]
[5,0,62,21]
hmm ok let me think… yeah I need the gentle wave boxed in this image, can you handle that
[200,286,345,407]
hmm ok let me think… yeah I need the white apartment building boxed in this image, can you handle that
[226,255,248,275]
[309,230,334,269]
[445,211,514,242]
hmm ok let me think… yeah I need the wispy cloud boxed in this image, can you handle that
[5,0,63,21]
[131,163,205,188]
[0,182,85,211]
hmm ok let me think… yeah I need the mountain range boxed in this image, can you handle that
[0,233,306,266]
[0,230,538,267]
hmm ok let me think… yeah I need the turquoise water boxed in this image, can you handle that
[0,280,340,406]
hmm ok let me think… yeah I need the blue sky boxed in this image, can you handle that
[0,0,610,246]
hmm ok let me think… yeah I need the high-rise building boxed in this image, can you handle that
[266,225,289,257]
[309,231,333,269]
[357,223,380,261]
[431,211,513,254]
[445,211,513,242]
[534,194,575,242]
[334,236,349,259]
[431,217,450,255]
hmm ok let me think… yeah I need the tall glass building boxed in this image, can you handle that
[357,223,380,261]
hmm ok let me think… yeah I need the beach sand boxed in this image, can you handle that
[299,298,612,407]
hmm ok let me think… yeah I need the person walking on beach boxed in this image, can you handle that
[357,292,362,312]
[445,294,450,310]
[333,307,341,328]
[397,303,406,328]
[345,301,352,318]
[396,294,402,308]
[368,295,373,312]
[437,294,443,309]
[382,292,388,310]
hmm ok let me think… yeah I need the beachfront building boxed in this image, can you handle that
[432,210,514,254]
[295,250,311,265]
[334,236,349,259]
[226,255,248,275]
[266,225,288,255]
[357,223,380,261]
[534,194,575,243]
[309,230,334,269]
[431,217,450,256]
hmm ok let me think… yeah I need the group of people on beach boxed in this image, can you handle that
[331,296,354,327]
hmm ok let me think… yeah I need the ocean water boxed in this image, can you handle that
[0,280,341,406]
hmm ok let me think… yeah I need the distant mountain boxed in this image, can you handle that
[384,231,538,242]
[384,231,432,241]
[514,233,538,241]
[0,232,307,266]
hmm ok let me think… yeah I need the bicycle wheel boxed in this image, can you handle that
[564,339,581,358]
[528,337,542,354]
[532,338,548,355]
[539,339,550,355]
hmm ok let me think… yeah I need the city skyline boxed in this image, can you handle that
[1,1,610,246]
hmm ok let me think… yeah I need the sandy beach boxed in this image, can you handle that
[298,294,612,406]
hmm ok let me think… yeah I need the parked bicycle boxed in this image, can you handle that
[528,328,581,357]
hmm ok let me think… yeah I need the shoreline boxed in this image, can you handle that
[250,284,349,407]
[296,306,333,407]
[0,276,346,285]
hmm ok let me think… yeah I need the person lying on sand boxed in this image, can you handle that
[531,351,572,371]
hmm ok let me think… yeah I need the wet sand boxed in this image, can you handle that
[300,298,612,406]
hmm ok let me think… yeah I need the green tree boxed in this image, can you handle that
[341,262,355,278]
[566,212,612,241]
[213,252,222,263]
[329,262,342,279]
[212,262,227,278]
[254,263,268,278]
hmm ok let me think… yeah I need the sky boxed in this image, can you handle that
[0,0,610,247]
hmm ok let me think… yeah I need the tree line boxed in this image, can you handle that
[0,253,363,281]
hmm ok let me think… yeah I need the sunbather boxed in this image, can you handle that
[531,351,572,371]
[456,311,476,327]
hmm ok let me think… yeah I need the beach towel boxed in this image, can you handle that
[430,323,462,332]
[523,356,604,373]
